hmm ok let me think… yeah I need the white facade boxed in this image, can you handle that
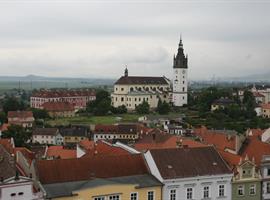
[261,155,270,200]
[0,176,43,200]
[144,151,233,200]
[173,68,188,107]
[32,133,63,145]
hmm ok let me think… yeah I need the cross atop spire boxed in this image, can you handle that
[124,65,128,77]
[179,34,183,49]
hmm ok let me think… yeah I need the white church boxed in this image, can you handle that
[111,38,188,111]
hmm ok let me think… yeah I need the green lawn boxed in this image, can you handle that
[46,114,140,126]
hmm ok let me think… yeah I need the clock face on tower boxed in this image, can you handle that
[182,70,185,74]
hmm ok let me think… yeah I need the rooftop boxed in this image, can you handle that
[115,76,169,85]
[7,111,34,119]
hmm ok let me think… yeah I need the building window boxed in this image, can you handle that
[170,189,176,200]
[121,97,124,102]
[121,88,124,91]
[130,193,137,200]
[250,184,256,195]
[187,188,193,199]
[182,87,185,92]
[109,195,120,200]
[267,182,270,193]
[147,191,154,200]
[94,197,105,200]
[203,186,210,198]
[238,185,244,196]
[219,185,225,197]
[267,168,270,176]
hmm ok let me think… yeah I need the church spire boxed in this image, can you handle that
[178,34,183,49]
[124,66,128,77]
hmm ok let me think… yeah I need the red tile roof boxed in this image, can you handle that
[80,140,130,157]
[0,138,14,154]
[240,135,270,166]
[32,89,96,98]
[261,103,270,110]
[36,154,148,184]
[42,102,75,112]
[253,92,265,97]
[218,150,241,169]
[7,111,33,118]
[194,126,236,151]
[134,132,206,152]
[0,123,9,132]
[46,146,76,159]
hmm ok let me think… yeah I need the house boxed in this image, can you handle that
[253,92,266,104]
[0,144,43,199]
[261,104,270,118]
[35,154,162,200]
[261,155,270,200]
[232,155,261,200]
[144,146,233,200]
[32,128,63,145]
[93,124,141,142]
[41,102,75,118]
[30,89,96,110]
[211,98,235,111]
[7,111,34,128]
[60,126,90,145]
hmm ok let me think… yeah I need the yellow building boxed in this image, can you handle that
[59,127,90,145]
[111,68,171,111]
[44,175,162,200]
[262,103,270,118]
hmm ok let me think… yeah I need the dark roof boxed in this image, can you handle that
[32,128,59,136]
[149,146,232,179]
[36,154,148,184]
[118,124,138,134]
[43,174,162,199]
[115,76,169,85]
[59,127,89,137]
[212,98,234,105]
[94,124,139,135]
[0,145,16,180]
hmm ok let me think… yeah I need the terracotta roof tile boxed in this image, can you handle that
[36,154,148,184]
[32,89,96,98]
[7,111,33,118]
[261,103,270,110]
[46,146,76,159]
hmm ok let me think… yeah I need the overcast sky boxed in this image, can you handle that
[0,0,269,80]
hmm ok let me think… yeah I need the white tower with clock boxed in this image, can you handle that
[172,37,188,106]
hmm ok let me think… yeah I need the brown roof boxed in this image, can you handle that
[94,124,139,135]
[115,76,169,85]
[7,111,33,118]
[149,146,232,179]
[33,128,59,136]
[36,154,148,184]
[261,103,270,110]
[32,89,96,98]
[0,145,16,180]
[42,102,74,112]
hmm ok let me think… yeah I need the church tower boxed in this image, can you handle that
[172,37,188,106]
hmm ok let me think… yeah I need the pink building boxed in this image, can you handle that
[30,89,96,110]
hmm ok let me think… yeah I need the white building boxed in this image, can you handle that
[32,128,63,145]
[172,38,188,107]
[144,146,233,200]
[0,176,43,200]
[261,155,270,200]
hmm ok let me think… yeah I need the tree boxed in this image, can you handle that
[0,112,6,124]
[93,99,111,116]
[111,105,127,114]
[31,108,50,119]
[86,90,111,115]
[136,101,150,114]
[2,125,31,147]
[3,97,26,113]
[156,99,170,115]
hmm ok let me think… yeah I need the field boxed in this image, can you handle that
[46,114,141,126]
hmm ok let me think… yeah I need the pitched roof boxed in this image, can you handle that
[59,127,89,137]
[134,131,206,152]
[32,128,59,136]
[212,98,234,105]
[94,124,139,135]
[115,76,169,85]
[36,154,148,184]
[7,111,33,118]
[239,135,270,166]
[194,127,236,151]
[218,150,241,170]
[253,92,265,97]
[0,145,16,180]
[149,146,232,179]
[42,102,75,112]
[32,89,96,98]
[261,103,270,110]
[46,146,76,159]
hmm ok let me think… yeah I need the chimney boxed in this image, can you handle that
[152,133,156,141]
